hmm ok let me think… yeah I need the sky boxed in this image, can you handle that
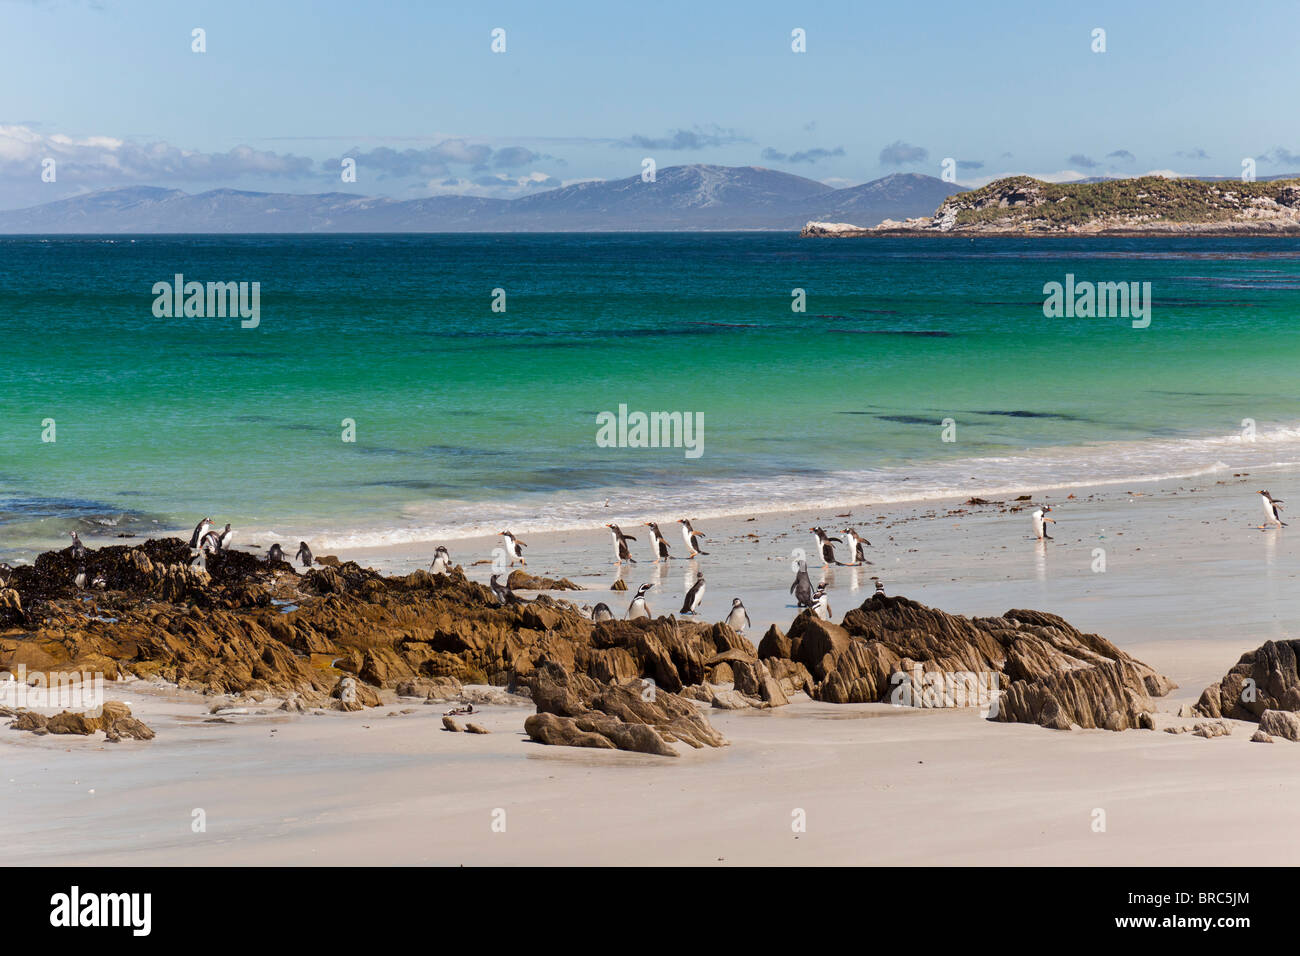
[1,0,1299,209]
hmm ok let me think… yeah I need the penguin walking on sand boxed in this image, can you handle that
[69,530,86,561]
[680,573,706,615]
[1031,505,1056,541]
[645,522,672,562]
[499,531,526,567]
[267,543,286,564]
[841,527,872,565]
[790,558,814,607]
[678,519,709,557]
[1259,490,1287,530]
[811,527,843,567]
[591,602,614,622]
[430,546,452,573]
[605,524,637,563]
[811,582,831,621]
[627,582,653,619]
[296,541,314,567]
[725,597,751,632]
[189,517,213,550]
[217,523,234,552]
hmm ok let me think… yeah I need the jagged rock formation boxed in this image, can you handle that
[757,595,1174,731]
[1195,640,1300,721]
[5,700,155,740]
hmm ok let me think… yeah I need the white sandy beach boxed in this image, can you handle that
[5,468,1300,866]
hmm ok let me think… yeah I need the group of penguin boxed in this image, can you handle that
[187,517,314,570]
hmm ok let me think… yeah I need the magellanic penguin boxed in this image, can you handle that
[678,519,709,557]
[591,601,614,622]
[267,543,285,564]
[430,546,452,574]
[680,572,706,615]
[296,541,314,567]
[91,570,107,590]
[189,517,213,550]
[605,523,637,562]
[69,530,86,561]
[499,530,527,566]
[1031,505,1056,541]
[873,578,885,597]
[790,558,814,607]
[1259,490,1288,530]
[811,527,843,567]
[811,583,831,621]
[725,597,751,631]
[627,582,653,619]
[218,523,234,552]
[841,527,872,565]
[644,522,672,562]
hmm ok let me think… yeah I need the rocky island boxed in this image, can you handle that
[802,175,1300,236]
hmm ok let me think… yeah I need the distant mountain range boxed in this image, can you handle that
[0,166,965,233]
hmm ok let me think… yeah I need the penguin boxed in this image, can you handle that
[499,530,526,567]
[680,572,706,615]
[873,578,885,597]
[725,597,750,632]
[790,558,814,607]
[218,523,234,551]
[74,566,88,590]
[645,522,671,562]
[811,583,831,621]
[430,546,452,573]
[69,530,86,560]
[1031,506,1056,541]
[591,602,614,622]
[489,573,529,606]
[605,523,637,562]
[296,541,314,567]
[1259,490,1287,530]
[841,527,872,565]
[267,543,286,564]
[678,519,709,557]
[91,570,107,590]
[811,527,843,567]
[189,517,213,550]
[0,562,11,585]
[627,582,653,619]
[200,529,222,554]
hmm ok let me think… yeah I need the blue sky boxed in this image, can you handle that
[2,0,1299,208]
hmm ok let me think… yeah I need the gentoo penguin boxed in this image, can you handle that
[591,602,614,622]
[267,543,285,563]
[296,541,314,567]
[605,523,638,562]
[1031,505,1056,541]
[811,527,842,567]
[218,523,234,551]
[680,573,706,615]
[627,582,653,619]
[678,519,709,557]
[499,530,526,566]
[430,546,452,573]
[644,522,672,562]
[189,517,213,550]
[74,566,88,589]
[1259,490,1287,530]
[811,582,831,621]
[790,559,814,607]
[69,530,86,560]
[91,570,107,590]
[841,527,872,565]
[200,529,221,554]
[725,597,751,631]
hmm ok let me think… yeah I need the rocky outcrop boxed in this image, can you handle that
[1194,640,1300,720]
[6,700,155,740]
[757,595,1173,731]
[506,570,583,591]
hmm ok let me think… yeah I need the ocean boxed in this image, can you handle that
[3,233,1299,561]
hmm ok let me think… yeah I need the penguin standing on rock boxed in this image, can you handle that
[218,523,234,552]
[605,524,637,563]
[430,546,452,573]
[296,542,314,567]
[680,573,706,615]
[678,519,709,557]
[200,529,222,554]
[841,528,871,565]
[725,598,750,632]
[69,531,86,561]
[810,583,831,621]
[645,522,672,562]
[591,602,614,622]
[189,517,213,550]
[74,566,88,590]
[790,559,813,607]
[267,543,286,564]
[811,527,843,567]
[499,531,527,567]
[627,582,654,619]
[489,573,527,605]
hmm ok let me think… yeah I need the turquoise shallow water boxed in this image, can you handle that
[3,233,1300,558]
